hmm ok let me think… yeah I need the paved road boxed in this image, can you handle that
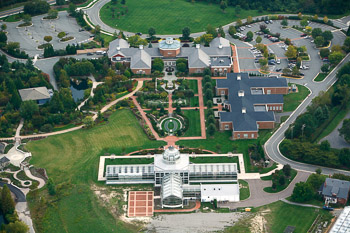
[0,0,56,18]
[0,181,26,202]
[321,111,350,149]
[219,171,309,208]
[265,53,350,176]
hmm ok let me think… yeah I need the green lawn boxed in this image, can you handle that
[262,201,332,233]
[52,123,79,132]
[283,84,310,112]
[189,80,198,94]
[263,169,297,193]
[239,180,250,201]
[99,0,268,34]
[190,96,199,107]
[182,110,201,137]
[314,72,328,82]
[25,110,165,233]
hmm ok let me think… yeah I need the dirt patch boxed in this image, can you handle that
[249,209,269,233]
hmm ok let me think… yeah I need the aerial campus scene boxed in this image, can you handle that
[0,0,350,233]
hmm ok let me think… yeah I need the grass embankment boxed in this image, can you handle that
[182,110,201,137]
[239,180,250,200]
[224,201,332,233]
[314,72,328,82]
[25,110,165,233]
[263,169,297,193]
[283,84,310,112]
[99,0,268,34]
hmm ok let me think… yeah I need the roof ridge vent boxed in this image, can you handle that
[242,107,246,114]
[196,44,200,49]
[237,74,241,80]
[219,44,223,49]
[238,90,245,97]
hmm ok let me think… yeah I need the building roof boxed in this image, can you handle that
[130,49,152,69]
[161,173,183,200]
[18,87,51,101]
[0,156,10,164]
[154,147,189,172]
[209,37,230,48]
[159,37,181,50]
[321,178,350,200]
[106,164,154,177]
[329,206,350,233]
[188,47,210,68]
[189,163,238,174]
[201,183,239,199]
[210,57,231,67]
[217,73,287,131]
[108,38,130,57]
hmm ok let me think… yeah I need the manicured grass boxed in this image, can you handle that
[52,123,79,132]
[3,13,23,22]
[286,196,324,207]
[190,96,199,107]
[182,110,201,137]
[263,169,297,193]
[259,163,277,174]
[189,80,198,94]
[283,84,310,112]
[239,180,250,201]
[99,0,268,34]
[314,72,328,82]
[25,110,165,233]
[261,201,332,233]
[315,107,349,142]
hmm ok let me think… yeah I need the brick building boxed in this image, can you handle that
[216,73,288,139]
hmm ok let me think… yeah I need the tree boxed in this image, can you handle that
[47,178,56,195]
[20,101,38,119]
[343,37,350,52]
[68,3,77,15]
[83,116,94,128]
[182,27,191,40]
[148,27,156,40]
[347,26,350,36]
[44,36,52,43]
[320,48,330,58]
[1,24,7,31]
[57,31,66,39]
[259,58,267,67]
[175,106,181,114]
[307,173,325,190]
[121,0,126,4]
[48,9,58,19]
[207,100,213,109]
[322,31,333,42]
[44,44,55,57]
[152,58,164,73]
[314,36,325,47]
[281,18,288,27]
[217,26,225,38]
[0,31,7,46]
[285,45,297,59]
[339,148,350,167]
[298,12,302,19]
[208,123,216,136]
[246,31,253,41]
[228,26,236,37]
[323,16,329,24]
[1,185,15,215]
[247,16,253,24]
[320,140,331,151]
[206,24,217,37]
[256,36,262,43]
[3,221,29,233]
[127,35,148,47]
[282,164,291,177]
[24,0,50,15]
[300,19,308,27]
[205,89,213,100]
[279,175,286,185]
[176,62,187,73]
[315,168,322,174]
[329,51,344,65]
[321,64,329,73]
[339,119,350,143]
[220,0,227,12]
[236,19,243,27]
[56,0,65,5]
[311,28,322,39]
[22,14,32,24]
[291,182,314,202]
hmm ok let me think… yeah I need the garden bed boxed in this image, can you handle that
[17,22,32,28]
[60,36,75,42]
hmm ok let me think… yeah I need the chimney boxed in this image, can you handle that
[238,90,244,97]
[117,46,120,51]
[237,74,241,80]
[219,44,223,49]
[196,44,200,49]
[139,45,144,50]
[242,107,246,114]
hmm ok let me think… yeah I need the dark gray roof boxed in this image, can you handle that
[217,73,287,132]
[210,57,231,67]
[130,49,152,69]
[108,38,130,57]
[0,156,10,164]
[18,87,51,101]
[209,37,230,48]
[188,48,210,68]
[321,178,350,200]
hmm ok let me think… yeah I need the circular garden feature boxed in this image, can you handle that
[160,117,182,135]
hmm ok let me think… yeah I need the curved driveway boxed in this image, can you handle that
[0,181,26,202]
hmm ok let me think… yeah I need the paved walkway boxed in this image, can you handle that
[231,44,240,73]
[154,200,201,213]
[281,198,321,208]
[168,94,173,114]
[219,171,309,208]
[77,75,104,110]
[24,167,45,189]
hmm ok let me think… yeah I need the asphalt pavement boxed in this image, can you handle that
[0,181,26,202]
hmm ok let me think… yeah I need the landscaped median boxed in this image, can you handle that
[239,180,250,200]
[262,167,297,193]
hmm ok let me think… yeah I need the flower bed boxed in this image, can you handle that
[18,22,32,27]
[60,36,75,42]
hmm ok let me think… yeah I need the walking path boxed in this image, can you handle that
[281,198,321,208]
[154,200,201,213]
[77,75,104,110]
[24,167,45,189]
[231,44,240,73]
[168,94,173,114]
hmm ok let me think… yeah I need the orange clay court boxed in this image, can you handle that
[127,191,154,217]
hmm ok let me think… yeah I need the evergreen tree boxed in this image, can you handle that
[1,185,15,215]
[47,178,56,195]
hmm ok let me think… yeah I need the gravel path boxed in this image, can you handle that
[147,212,249,233]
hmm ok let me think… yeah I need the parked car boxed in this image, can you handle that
[269,20,273,24]
[136,32,142,36]
[265,21,270,24]
[255,58,260,63]
[299,73,305,76]
[87,52,94,56]
[276,68,282,72]
[300,33,307,37]
[247,25,251,28]
[276,59,281,64]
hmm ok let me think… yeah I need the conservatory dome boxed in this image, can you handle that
[162,146,181,164]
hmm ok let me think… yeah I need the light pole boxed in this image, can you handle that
[291,125,295,139]
[301,124,306,138]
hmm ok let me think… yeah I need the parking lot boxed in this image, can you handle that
[225,19,346,82]
[4,11,92,57]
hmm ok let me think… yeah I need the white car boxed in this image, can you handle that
[247,25,252,28]
[276,59,281,64]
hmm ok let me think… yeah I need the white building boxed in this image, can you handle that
[329,206,350,233]
[201,184,239,202]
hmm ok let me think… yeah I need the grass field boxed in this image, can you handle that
[189,80,198,94]
[283,84,310,112]
[182,110,201,137]
[99,0,268,34]
[25,110,165,233]
[263,169,297,193]
[190,96,199,107]
[239,180,250,200]
[314,72,328,82]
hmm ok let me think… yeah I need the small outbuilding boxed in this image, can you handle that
[0,156,10,169]
[200,183,239,202]
[18,87,53,105]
